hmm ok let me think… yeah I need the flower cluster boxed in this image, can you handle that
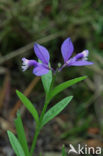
[22,37,93,76]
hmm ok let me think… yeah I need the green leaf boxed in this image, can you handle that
[40,96,73,128]
[16,90,39,124]
[7,131,25,156]
[62,145,67,156]
[41,70,52,94]
[15,112,29,156]
[49,76,87,101]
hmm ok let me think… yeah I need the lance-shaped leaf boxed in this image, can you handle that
[16,90,39,124]
[15,112,29,156]
[40,96,73,128]
[41,70,52,94]
[7,131,25,156]
[48,76,87,102]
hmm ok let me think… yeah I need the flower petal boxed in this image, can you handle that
[74,50,89,61]
[33,65,49,76]
[21,58,38,71]
[61,37,74,63]
[69,60,93,66]
[34,43,50,65]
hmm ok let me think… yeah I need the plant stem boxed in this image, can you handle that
[30,126,40,156]
[39,97,49,122]
[30,96,50,156]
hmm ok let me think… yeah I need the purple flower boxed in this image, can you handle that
[60,37,93,70]
[22,37,93,76]
[22,43,50,76]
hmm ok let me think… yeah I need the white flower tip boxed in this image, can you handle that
[83,50,89,57]
[82,50,89,60]
[21,58,29,71]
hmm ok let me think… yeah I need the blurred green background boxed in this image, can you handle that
[0,0,103,155]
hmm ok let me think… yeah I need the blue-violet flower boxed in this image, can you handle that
[22,43,50,76]
[22,37,93,76]
[60,37,93,71]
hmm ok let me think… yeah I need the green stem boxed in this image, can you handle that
[39,97,49,122]
[30,95,50,156]
[30,126,40,156]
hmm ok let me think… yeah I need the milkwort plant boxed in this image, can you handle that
[7,37,93,156]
